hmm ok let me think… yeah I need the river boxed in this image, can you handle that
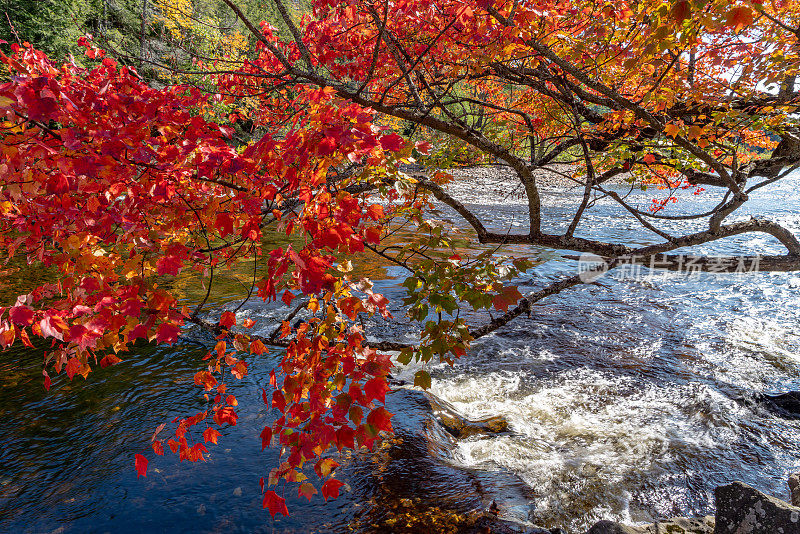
[1,171,800,533]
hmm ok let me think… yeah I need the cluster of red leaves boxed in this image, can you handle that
[0,36,404,509]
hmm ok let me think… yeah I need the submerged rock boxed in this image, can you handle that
[586,516,714,534]
[714,481,800,533]
[425,392,511,438]
[752,391,800,419]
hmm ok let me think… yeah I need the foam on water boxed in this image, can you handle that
[426,366,754,529]
[398,173,800,530]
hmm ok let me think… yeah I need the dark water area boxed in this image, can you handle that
[2,173,800,532]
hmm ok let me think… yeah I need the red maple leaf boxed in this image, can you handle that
[156,255,183,276]
[219,311,236,328]
[134,454,148,478]
[379,133,404,152]
[366,407,393,433]
[9,305,34,326]
[321,479,345,501]
[215,213,234,237]
[492,285,523,312]
[262,490,288,518]
[155,322,180,344]
[363,377,390,404]
[260,426,273,450]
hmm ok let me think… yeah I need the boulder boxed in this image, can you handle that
[587,516,714,534]
[425,392,511,438]
[714,481,800,533]
[789,473,800,507]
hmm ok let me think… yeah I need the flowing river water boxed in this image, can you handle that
[2,170,800,533]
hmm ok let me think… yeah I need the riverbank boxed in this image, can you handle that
[402,163,631,198]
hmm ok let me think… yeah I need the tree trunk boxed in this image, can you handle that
[102,0,107,33]
[139,0,148,68]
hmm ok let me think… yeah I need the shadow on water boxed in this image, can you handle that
[0,332,533,533]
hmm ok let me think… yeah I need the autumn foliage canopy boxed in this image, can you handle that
[2,0,800,517]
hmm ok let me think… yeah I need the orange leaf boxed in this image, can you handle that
[298,482,317,501]
[366,204,384,221]
[231,360,248,379]
[100,354,122,368]
[492,285,522,312]
[203,427,221,444]
[315,458,339,478]
[726,6,753,32]
[250,339,267,355]
[214,406,238,426]
[194,370,217,391]
[65,357,81,380]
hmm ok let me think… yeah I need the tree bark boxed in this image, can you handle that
[139,0,148,68]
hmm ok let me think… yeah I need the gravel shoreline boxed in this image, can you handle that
[402,163,630,203]
[446,163,586,189]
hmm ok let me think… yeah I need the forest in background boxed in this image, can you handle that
[1,0,299,82]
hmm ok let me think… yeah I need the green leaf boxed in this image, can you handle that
[414,370,431,389]
[397,348,413,365]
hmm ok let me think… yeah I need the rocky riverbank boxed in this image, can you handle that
[451,458,800,534]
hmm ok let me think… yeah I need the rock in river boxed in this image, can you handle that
[752,391,800,419]
[714,481,800,534]
[586,516,714,533]
[788,472,800,507]
[425,392,510,438]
